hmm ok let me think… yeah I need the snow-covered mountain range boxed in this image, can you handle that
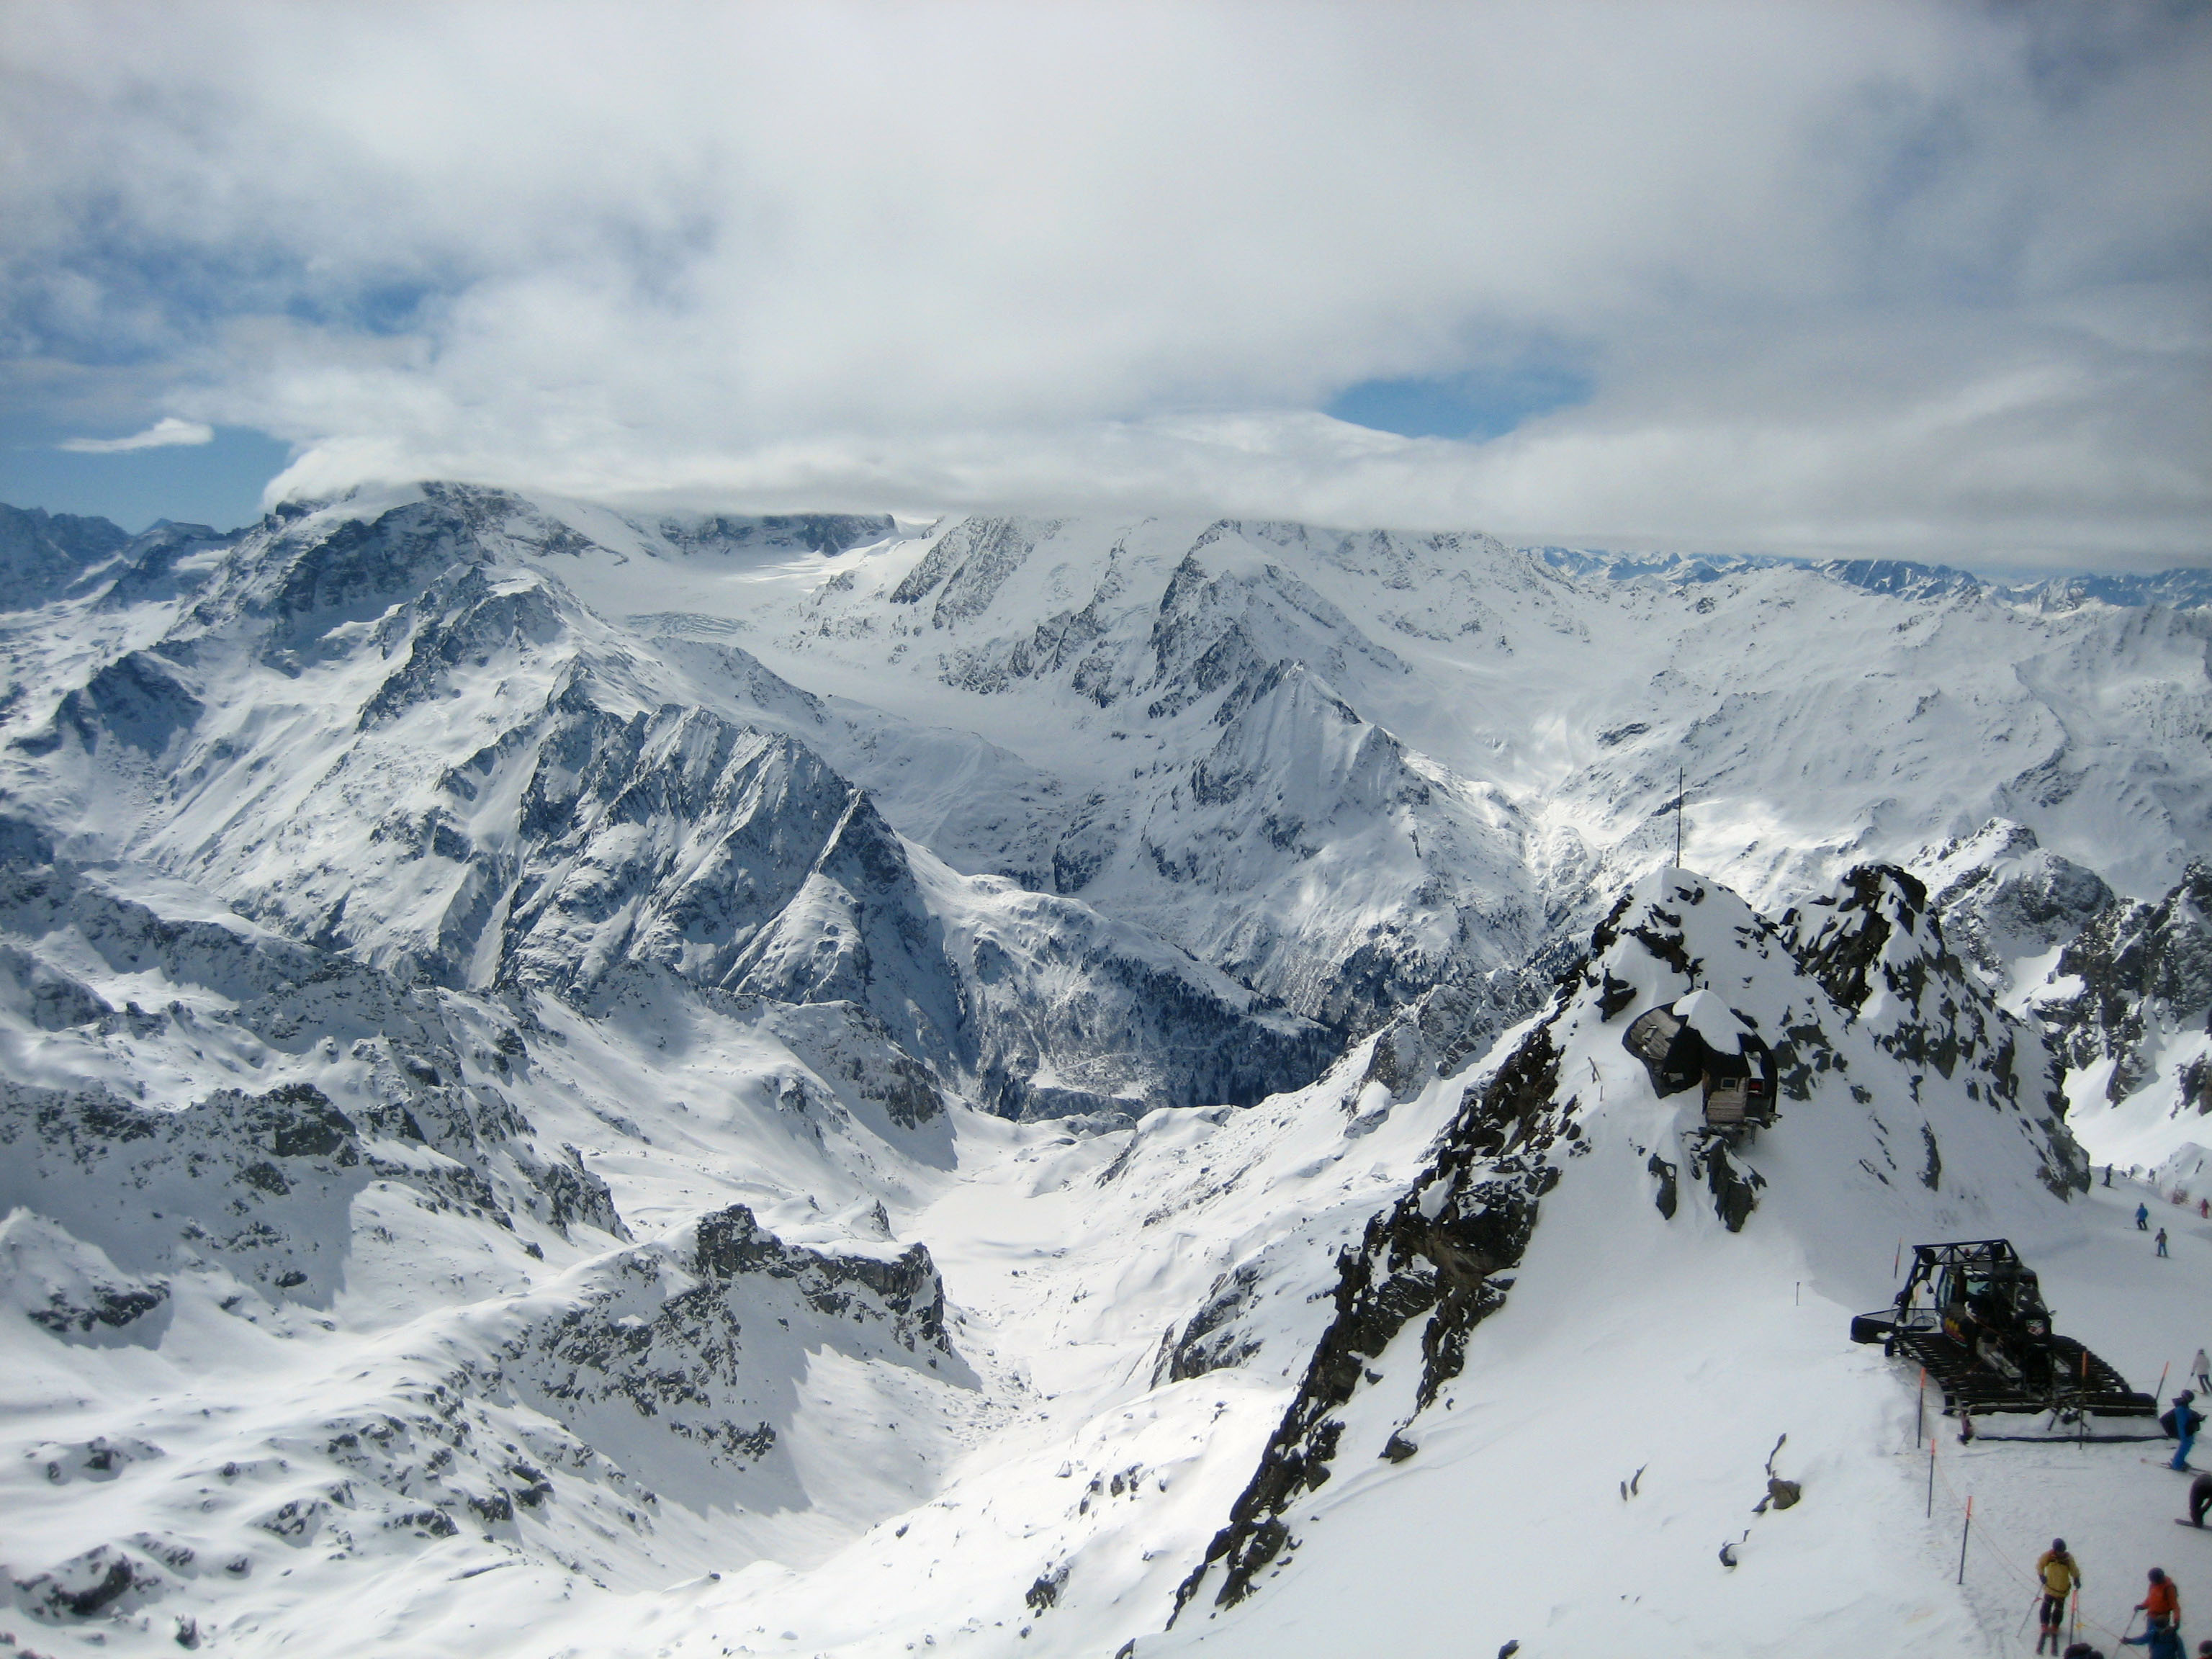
[4,485,2211,1657]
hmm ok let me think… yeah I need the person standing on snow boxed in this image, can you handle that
[2167,1394,2206,1472]
[2193,1351,2211,1395]
[2121,1566,2182,1658]
[2162,1228,2174,1258]
[2144,1203,2155,1230]
[2038,1540,2084,1654]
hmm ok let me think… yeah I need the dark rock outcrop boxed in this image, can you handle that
[503,1203,961,1506]
[1173,1019,1572,1614]
[0,502,131,609]
[2038,861,2212,1104]
[1922,821,2113,992]
[1783,863,2081,1195]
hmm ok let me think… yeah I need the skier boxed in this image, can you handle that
[2200,1199,2208,1220]
[2163,1228,2174,1259]
[2121,1566,2182,1658]
[2108,1165,2115,1187]
[2038,1539,2084,1654]
[2167,1393,2207,1472]
[2193,1350,2211,1395]
[2144,1203,2155,1231]
[2192,1472,2212,1528]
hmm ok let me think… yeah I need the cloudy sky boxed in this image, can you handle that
[3,1,2207,567]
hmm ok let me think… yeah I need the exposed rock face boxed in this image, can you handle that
[648,512,896,559]
[0,503,132,609]
[2038,861,2212,1102]
[500,694,892,1002]
[502,1204,959,1506]
[891,516,1061,626]
[1782,863,2081,1194]
[1356,969,1555,1104]
[0,1080,372,1303]
[0,1209,171,1344]
[14,493,1334,1122]
[12,1542,171,1622]
[0,1066,624,1301]
[1174,863,2096,1622]
[948,884,1336,1120]
[0,855,629,1266]
[1160,1261,1268,1383]
[1919,820,2113,993]
[1174,1017,1573,1614]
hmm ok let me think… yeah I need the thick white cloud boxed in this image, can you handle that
[2,1,2206,566]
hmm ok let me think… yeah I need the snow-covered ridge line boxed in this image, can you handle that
[5,477,2212,1656]
[1532,541,2212,612]
[1156,862,2092,1656]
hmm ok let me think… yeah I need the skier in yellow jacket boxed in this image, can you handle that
[2037,1539,2083,1655]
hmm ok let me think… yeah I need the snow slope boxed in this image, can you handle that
[6,485,2212,1658]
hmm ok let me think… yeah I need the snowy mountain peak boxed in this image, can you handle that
[2,485,2207,1656]
[1166,862,2092,1645]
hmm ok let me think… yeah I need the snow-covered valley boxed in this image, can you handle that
[6,487,2212,1658]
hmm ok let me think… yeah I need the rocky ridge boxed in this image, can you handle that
[1168,862,2086,1624]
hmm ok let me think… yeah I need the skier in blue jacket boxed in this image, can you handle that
[2165,1393,2206,1473]
[2142,1203,2154,1231]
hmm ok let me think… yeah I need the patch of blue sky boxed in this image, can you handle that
[9,243,287,361]
[0,426,293,534]
[8,228,458,365]
[1325,361,1593,441]
[282,274,451,337]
